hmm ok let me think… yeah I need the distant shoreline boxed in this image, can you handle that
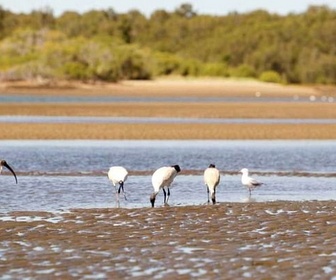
[1,78,334,97]
[1,78,336,140]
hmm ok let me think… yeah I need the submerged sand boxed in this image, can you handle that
[1,201,335,279]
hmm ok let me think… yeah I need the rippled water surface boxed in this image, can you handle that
[1,140,336,212]
[0,94,315,103]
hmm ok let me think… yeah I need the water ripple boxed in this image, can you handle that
[1,115,336,124]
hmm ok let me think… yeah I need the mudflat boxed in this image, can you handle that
[1,78,336,139]
[2,102,336,119]
[1,201,335,278]
[2,123,336,140]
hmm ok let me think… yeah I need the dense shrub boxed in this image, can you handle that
[229,64,256,78]
[199,63,229,77]
[259,70,283,84]
[152,52,181,76]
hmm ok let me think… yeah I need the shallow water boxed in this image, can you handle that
[0,94,319,103]
[2,115,336,124]
[1,140,336,212]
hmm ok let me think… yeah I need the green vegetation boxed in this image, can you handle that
[259,71,284,83]
[0,4,335,84]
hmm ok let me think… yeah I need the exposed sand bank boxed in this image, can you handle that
[1,78,334,97]
[1,78,336,140]
[1,123,336,140]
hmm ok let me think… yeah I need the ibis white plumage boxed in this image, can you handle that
[108,166,128,204]
[1,160,17,184]
[204,164,220,204]
[240,168,262,196]
[150,165,181,208]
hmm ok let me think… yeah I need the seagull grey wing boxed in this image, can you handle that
[250,178,262,186]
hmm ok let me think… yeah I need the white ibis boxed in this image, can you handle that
[108,166,128,204]
[1,160,17,184]
[240,168,262,196]
[150,165,181,208]
[204,164,220,204]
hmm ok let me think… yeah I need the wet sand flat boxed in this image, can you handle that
[1,201,335,279]
[2,123,336,139]
[2,102,336,140]
[1,79,336,139]
[2,102,336,119]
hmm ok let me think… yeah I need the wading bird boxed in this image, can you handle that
[204,164,220,204]
[150,165,181,208]
[240,168,262,197]
[1,160,17,184]
[108,166,128,204]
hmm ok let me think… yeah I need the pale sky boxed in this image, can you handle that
[0,0,335,16]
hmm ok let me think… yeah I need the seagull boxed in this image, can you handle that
[150,165,181,208]
[204,164,220,204]
[108,166,128,205]
[240,168,262,197]
[1,160,17,184]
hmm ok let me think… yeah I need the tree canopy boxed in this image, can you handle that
[0,4,335,84]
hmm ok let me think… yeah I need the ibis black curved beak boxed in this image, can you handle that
[150,193,156,208]
[2,161,18,184]
[211,194,216,205]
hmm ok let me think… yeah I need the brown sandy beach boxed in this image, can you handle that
[1,78,336,139]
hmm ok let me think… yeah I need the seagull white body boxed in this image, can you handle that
[0,160,17,184]
[204,164,220,204]
[240,168,262,196]
[150,165,181,207]
[108,166,128,204]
